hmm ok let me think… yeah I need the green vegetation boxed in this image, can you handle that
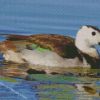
[0,76,17,82]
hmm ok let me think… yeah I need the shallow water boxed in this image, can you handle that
[0,74,100,100]
[0,0,100,100]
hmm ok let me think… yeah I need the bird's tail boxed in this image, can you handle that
[0,34,30,40]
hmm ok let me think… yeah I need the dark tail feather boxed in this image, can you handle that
[0,34,30,40]
[7,34,30,40]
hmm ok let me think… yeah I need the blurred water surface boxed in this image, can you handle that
[0,0,100,37]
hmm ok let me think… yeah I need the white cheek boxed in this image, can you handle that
[93,37,98,44]
[89,35,98,45]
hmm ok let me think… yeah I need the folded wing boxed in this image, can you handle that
[0,34,79,58]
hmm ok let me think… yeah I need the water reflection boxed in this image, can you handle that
[0,60,100,99]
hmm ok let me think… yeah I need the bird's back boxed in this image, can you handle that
[1,34,79,58]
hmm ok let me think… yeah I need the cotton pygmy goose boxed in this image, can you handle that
[0,25,100,68]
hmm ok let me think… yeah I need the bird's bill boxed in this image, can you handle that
[94,44,100,57]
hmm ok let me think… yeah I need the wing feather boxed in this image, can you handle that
[29,34,79,58]
[0,34,79,58]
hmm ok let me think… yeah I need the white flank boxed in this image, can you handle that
[3,50,24,63]
[21,49,90,68]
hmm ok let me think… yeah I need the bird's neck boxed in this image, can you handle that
[75,34,99,58]
[75,37,89,53]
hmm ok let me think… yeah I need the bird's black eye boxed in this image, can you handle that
[92,32,96,36]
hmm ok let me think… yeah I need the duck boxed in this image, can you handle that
[0,25,100,70]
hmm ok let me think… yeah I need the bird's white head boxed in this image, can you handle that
[75,25,100,58]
